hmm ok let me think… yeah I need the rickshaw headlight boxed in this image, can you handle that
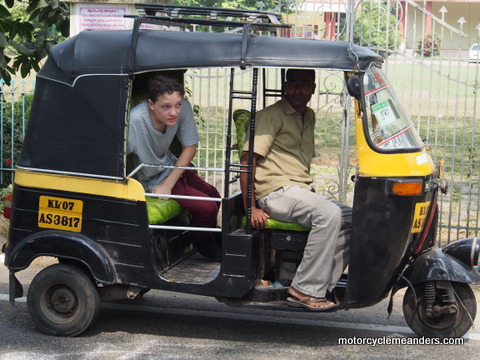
[443,237,480,268]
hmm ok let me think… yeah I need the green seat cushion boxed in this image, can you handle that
[242,216,310,231]
[146,196,183,224]
[233,109,250,159]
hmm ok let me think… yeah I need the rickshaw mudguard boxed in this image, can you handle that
[406,248,480,285]
[6,230,118,284]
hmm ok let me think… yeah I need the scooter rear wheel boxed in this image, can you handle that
[403,281,476,339]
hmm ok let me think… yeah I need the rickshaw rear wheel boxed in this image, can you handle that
[402,282,476,339]
[27,263,101,337]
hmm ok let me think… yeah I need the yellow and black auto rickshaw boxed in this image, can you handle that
[3,4,479,338]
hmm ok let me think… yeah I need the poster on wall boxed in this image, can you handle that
[77,4,129,32]
[75,3,158,34]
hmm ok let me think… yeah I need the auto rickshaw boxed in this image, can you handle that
[3,4,479,338]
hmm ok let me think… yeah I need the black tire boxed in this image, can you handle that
[27,263,101,336]
[403,282,477,339]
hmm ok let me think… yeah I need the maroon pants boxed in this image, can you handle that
[171,170,220,239]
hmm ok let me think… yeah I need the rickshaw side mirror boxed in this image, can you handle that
[347,75,362,100]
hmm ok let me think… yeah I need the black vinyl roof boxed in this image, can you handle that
[21,26,382,179]
[39,29,383,85]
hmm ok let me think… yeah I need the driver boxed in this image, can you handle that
[240,69,351,311]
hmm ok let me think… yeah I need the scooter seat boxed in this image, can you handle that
[146,196,183,224]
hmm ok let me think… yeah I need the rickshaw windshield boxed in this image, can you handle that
[363,66,423,151]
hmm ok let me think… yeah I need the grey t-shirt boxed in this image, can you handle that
[127,99,200,191]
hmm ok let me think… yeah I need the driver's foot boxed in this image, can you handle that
[286,286,337,311]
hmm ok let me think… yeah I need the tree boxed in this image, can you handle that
[0,0,69,85]
[0,1,284,85]
[173,0,281,12]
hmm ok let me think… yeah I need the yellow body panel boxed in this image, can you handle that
[355,113,435,177]
[14,169,146,201]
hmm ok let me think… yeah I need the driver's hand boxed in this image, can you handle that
[251,207,270,229]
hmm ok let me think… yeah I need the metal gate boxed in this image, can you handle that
[283,0,480,245]
[1,0,479,246]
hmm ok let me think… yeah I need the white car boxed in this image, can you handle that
[469,43,479,62]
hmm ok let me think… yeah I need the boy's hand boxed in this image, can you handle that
[152,183,173,199]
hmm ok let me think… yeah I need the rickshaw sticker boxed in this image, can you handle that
[371,100,398,127]
[411,201,430,233]
[38,196,83,232]
[373,71,387,87]
[416,153,428,165]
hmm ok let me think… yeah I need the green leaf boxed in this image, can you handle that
[0,49,8,68]
[37,0,50,9]
[0,68,12,85]
[31,61,40,72]
[0,33,7,48]
[15,21,34,39]
[26,2,38,14]
[58,20,69,37]
[49,0,60,10]
[9,40,35,56]
[20,61,31,78]
[0,4,11,18]
[37,7,51,22]
[27,8,41,21]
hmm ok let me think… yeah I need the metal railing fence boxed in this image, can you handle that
[1,0,479,245]
[283,0,480,245]
[0,79,34,186]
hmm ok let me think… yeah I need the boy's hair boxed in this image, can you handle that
[148,73,185,102]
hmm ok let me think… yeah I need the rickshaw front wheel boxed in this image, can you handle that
[402,282,476,339]
[27,263,101,337]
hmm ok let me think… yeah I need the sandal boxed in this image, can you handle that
[286,295,338,312]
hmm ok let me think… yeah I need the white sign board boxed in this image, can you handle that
[77,4,129,32]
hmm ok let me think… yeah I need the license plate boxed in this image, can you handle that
[411,201,430,233]
[38,196,83,232]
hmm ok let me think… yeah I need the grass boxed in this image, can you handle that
[1,60,478,243]
[189,59,480,243]
[385,59,480,99]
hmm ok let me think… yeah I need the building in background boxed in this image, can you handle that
[286,0,479,51]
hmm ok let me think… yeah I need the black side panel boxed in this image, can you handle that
[18,75,128,178]
[346,177,428,308]
[6,185,153,286]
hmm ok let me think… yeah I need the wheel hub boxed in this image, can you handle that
[49,287,77,314]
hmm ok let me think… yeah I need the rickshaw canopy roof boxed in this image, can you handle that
[20,29,382,179]
[40,30,383,84]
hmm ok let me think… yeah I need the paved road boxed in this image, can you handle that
[1,253,479,360]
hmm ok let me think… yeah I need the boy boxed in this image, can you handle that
[128,73,221,261]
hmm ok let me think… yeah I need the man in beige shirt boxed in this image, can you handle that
[240,69,350,311]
